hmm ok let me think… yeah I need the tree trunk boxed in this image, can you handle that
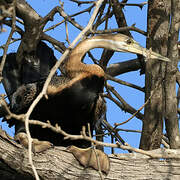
[164,0,180,149]
[140,0,170,150]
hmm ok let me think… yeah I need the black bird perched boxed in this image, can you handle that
[1,40,108,173]
[2,41,57,101]
[1,34,169,174]
[1,41,58,152]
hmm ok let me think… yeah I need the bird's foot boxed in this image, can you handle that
[15,132,53,153]
[67,145,110,174]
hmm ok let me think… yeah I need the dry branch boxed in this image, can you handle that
[0,0,16,80]
[0,128,180,180]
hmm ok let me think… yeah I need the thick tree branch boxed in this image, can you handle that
[1,129,180,179]
[106,58,143,77]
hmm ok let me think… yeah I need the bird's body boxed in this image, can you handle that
[1,34,169,174]
[12,74,105,147]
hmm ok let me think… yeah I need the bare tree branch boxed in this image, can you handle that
[0,0,16,80]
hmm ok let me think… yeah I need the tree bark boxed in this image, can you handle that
[1,129,180,180]
[140,0,170,150]
[164,0,180,149]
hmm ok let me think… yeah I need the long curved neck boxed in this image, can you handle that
[66,36,115,78]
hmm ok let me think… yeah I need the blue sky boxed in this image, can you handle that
[0,0,147,154]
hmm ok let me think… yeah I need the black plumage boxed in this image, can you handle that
[1,41,105,148]
[2,41,57,100]
[11,74,105,147]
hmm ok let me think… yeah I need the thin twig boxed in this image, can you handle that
[70,0,95,5]
[0,38,21,50]
[93,24,147,36]
[106,84,144,120]
[65,21,70,45]
[118,2,147,9]
[106,74,144,92]
[114,91,152,127]
[44,5,94,33]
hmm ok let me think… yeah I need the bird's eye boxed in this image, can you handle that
[126,38,133,44]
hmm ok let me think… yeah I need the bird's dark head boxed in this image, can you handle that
[21,41,57,84]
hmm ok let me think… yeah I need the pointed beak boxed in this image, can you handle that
[123,42,170,62]
[113,39,170,62]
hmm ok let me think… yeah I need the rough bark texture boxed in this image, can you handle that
[164,0,180,149]
[140,0,170,150]
[1,131,180,180]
